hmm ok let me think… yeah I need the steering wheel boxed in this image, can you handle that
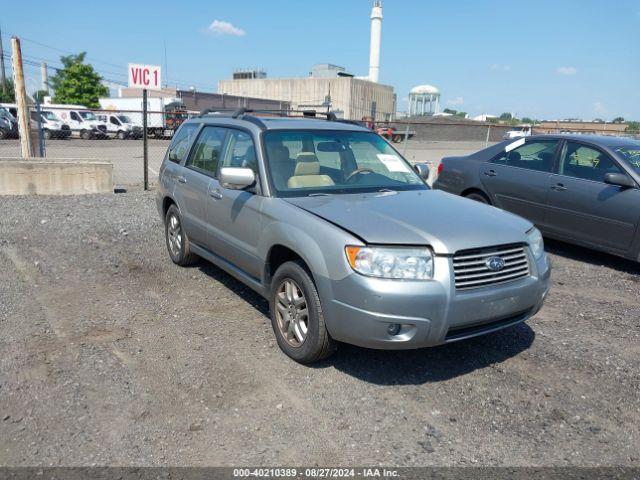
[344,167,375,182]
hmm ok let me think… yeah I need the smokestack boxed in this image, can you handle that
[368,0,383,83]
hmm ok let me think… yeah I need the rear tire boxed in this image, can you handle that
[269,261,337,364]
[80,129,92,140]
[43,129,52,140]
[465,191,491,205]
[0,129,7,140]
[164,204,198,266]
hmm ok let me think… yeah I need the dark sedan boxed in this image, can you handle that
[433,134,640,262]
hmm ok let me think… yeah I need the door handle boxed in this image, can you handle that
[209,189,223,200]
[483,170,497,177]
[551,183,567,192]
[176,175,187,184]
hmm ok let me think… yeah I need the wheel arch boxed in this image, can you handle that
[461,187,491,204]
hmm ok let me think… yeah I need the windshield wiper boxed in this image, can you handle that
[307,192,332,197]
[377,188,397,193]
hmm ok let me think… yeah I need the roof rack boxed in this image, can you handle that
[197,108,342,130]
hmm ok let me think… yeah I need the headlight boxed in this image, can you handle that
[345,246,434,279]
[526,228,545,259]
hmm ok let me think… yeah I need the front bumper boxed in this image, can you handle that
[319,249,550,350]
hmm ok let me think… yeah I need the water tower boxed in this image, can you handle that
[408,84,440,116]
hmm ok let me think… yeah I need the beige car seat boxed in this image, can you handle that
[287,153,335,189]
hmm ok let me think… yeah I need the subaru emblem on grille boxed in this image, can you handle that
[485,256,506,271]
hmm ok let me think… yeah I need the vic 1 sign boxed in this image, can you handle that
[128,64,162,91]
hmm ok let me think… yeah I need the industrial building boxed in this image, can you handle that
[217,1,396,121]
[116,86,289,112]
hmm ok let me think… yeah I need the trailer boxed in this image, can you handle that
[376,125,415,143]
[98,97,189,138]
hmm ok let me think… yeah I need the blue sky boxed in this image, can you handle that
[2,0,639,120]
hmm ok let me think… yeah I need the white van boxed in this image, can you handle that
[30,110,72,139]
[96,113,142,139]
[42,102,108,139]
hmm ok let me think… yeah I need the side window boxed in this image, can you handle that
[70,112,81,122]
[559,141,622,183]
[492,140,558,173]
[110,117,120,125]
[167,123,198,164]
[222,130,257,173]
[186,126,227,175]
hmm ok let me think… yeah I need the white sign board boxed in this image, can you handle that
[128,64,162,91]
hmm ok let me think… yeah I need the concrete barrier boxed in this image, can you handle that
[0,158,113,195]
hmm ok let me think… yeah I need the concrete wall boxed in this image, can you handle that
[218,77,395,121]
[0,159,113,195]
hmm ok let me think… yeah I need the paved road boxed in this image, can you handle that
[0,139,492,187]
[0,192,638,466]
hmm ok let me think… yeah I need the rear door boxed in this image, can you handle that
[177,125,227,247]
[480,138,560,228]
[545,140,640,253]
[206,128,265,279]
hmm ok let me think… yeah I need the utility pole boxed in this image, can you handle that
[41,62,48,93]
[0,26,7,95]
[11,37,33,158]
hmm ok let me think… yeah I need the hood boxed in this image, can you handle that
[285,190,533,255]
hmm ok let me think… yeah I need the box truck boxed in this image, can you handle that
[98,97,189,138]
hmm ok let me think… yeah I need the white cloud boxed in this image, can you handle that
[490,64,511,71]
[207,20,246,37]
[447,96,464,106]
[557,66,577,75]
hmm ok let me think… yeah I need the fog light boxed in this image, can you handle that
[387,323,401,336]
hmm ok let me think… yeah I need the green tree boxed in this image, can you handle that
[612,116,625,123]
[32,90,49,103]
[443,108,457,115]
[499,112,513,121]
[0,79,15,103]
[521,117,537,125]
[50,53,108,108]
[455,111,467,118]
[626,122,640,134]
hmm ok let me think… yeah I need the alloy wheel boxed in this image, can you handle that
[167,213,183,257]
[275,278,309,347]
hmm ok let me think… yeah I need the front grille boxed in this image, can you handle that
[453,243,529,290]
[445,308,532,341]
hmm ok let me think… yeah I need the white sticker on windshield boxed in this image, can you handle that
[377,154,410,172]
[505,137,526,152]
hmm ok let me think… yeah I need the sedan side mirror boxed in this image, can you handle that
[220,167,256,190]
[413,163,430,181]
[604,172,636,189]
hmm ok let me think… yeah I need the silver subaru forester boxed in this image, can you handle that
[157,110,550,363]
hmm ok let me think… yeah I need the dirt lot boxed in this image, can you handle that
[0,191,639,466]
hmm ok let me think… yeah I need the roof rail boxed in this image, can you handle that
[231,108,339,121]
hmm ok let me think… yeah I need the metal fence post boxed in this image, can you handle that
[402,123,410,156]
[143,88,149,190]
[35,100,45,157]
[485,125,491,147]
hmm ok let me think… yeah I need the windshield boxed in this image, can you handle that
[264,130,426,197]
[0,107,15,121]
[615,145,640,173]
[41,111,58,121]
[79,111,97,121]
[117,115,132,123]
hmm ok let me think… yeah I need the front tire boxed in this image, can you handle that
[269,261,336,364]
[164,204,198,266]
[117,131,126,140]
[43,129,52,140]
[80,129,92,140]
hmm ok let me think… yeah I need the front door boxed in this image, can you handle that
[207,129,264,280]
[480,138,560,229]
[546,141,640,253]
[178,125,227,246]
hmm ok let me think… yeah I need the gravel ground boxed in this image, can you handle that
[0,191,638,466]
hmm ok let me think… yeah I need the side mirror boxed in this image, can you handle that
[414,163,430,181]
[220,167,256,190]
[604,172,636,189]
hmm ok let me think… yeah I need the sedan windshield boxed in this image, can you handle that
[615,145,640,174]
[264,130,426,197]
